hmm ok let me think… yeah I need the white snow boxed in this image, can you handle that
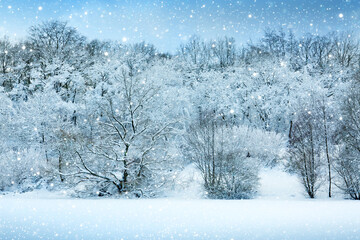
[170,163,205,199]
[0,196,359,239]
[0,168,359,240]
[258,167,305,200]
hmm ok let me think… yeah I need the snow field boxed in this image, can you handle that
[0,167,359,240]
[0,197,359,240]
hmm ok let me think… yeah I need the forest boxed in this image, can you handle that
[1,20,359,200]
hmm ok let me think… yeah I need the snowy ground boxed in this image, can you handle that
[0,168,359,240]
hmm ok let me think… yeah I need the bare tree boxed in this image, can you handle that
[289,108,322,198]
[320,98,333,198]
[211,37,236,69]
[0,36,12,75]
[334,82,360,200]
[331,32,359,68]
[261,28,287,57]
[28,21,87,67]
[180,35,211,69]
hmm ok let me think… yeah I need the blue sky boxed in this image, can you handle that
[0,0,359,52]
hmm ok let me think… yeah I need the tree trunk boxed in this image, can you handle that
[58,151,64,182]
[322,103,331,198]
[122,144,130,191]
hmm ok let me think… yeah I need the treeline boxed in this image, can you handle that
[0,21,359,199]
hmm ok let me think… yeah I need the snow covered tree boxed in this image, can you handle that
[69,62,177,197]
[1,20,360,200]
[179,35,211,70]
[211,37,236,69]
[333,79,360,200]
[289,104,323,198]
[27,21,88,101]
[28,21,87,68]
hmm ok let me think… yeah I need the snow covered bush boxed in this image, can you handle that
[184,111,285,199]
[334,148,360,200]
[0,149,48,192]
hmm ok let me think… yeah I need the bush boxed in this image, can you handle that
[184,111,285,199]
